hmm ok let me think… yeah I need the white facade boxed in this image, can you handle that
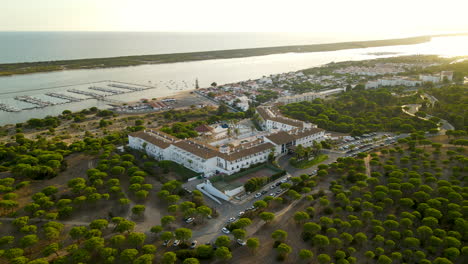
[366,78,422,89]
[276,88,345,104]
[128,130,275,178]
[420,74,440,83]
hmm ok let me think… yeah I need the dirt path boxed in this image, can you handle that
[364,155,371,176]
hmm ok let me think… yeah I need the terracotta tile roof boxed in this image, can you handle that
[129,130,175,149]
[266,131,295,145]
[173,140,219,159]
[266,128,324,145]
[221,142,275,161]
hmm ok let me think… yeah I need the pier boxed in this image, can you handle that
[108,83,147,91]
[67,89,121,104]
[45,93,83,102]
[14,96,55,108]
[88,86,125,94]
[67,89,107,99]
[0,103,21,112]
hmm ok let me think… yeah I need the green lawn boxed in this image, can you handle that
[290,154,328,169]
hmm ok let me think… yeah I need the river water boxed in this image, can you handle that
[0,36,467,125]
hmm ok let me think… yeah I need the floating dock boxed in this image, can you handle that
[108,83,147,91]
[88,86,125,95]
[67,89,121,104]
[67,89,106,98]
[14,96,54,108]
[0,103,21,112]
[45,93,83,102]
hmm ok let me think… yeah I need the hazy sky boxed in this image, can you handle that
[2,0,468,35]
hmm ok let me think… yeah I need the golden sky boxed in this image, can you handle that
[2,0,468,36]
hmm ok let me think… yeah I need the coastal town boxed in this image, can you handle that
[1,2,468,264]
[0,53,466,264]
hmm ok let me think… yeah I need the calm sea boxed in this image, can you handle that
[0,31,391,63]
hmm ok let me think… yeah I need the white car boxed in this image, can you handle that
[254,193,262,198]
[173,240,180,246]
[238,211,245,217]
[185,217,194,223]
[227,217,236,223]
[222,227,230,234]
[237,239,246,246]
[270,185,276,190]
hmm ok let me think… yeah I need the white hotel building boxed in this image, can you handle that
[128,106,324,178]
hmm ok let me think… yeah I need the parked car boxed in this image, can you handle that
[270,185,276,190]
[261,190,268,195]
[254,193,262,198]
[222,227,230,234]
[185,217,194,224]
[238,211,245,217]
[163,240,172,247]
[269,193,276,197]
[237,239,246,246]
[173,240,180,247]
[227,217,236,223]
[190,240,198,249]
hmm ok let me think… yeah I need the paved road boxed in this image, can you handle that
[184,174,291,244]
[401,103,454,133]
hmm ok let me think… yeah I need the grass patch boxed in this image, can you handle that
[290,154,328,169]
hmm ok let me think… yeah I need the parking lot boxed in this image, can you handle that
[335,132,404,156]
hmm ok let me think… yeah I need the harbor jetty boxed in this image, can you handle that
[67,89,121,104]
[0,103,21,112]
[108,83,148,91]
[88,86,125,94]
[14,96,54,108]
[45,93,83,102]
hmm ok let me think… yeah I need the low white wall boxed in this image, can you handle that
[196,184,222,204]
[198,181,231,201]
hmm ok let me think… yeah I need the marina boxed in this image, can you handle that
[14,95,55,108]
[67,88,122,104]
[0,103,21,112]
[0,81,154,113]
[108,83,149,91]
[45,92,83,102]
[88,86,126,94]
